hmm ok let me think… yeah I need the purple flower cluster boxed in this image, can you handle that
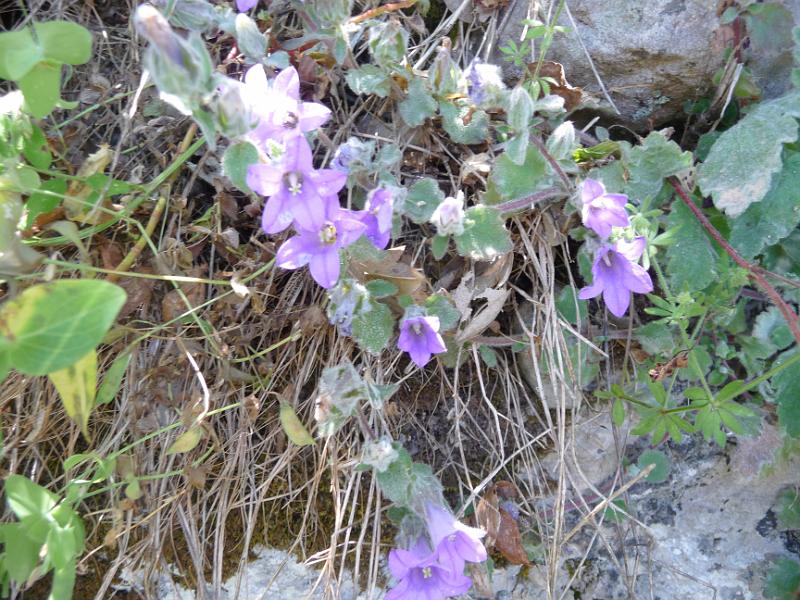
[242,65,393,288]
[578,178,653,317]
[387,503,487,600]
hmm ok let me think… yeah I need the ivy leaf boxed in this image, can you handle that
[485,146,551,204]
[439,100,489,144]
[352,299,394,354]
[0,279,126,375]
[453,205,512,261]
[665,198,718,292]
[698,92,800,217]
[624,131,692,202]
[402,178,444,223]
[728,150,800,259]
[399,76,436,127]
[4,474,58,519]
[346,65,391,97]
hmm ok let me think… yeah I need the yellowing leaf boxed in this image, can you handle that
[64,144,113,223]
[279,401,315,446]
[48,350,97,439]
[166,426,204,455]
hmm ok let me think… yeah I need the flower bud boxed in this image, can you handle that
[430,191,466,236]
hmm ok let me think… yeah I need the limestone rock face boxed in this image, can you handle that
[490,0,726,127]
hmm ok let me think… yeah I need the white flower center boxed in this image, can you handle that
[286,172,302,195]
[602,252,613,267]
[412,322,422,335]
[283,111,299,129]
[422,567,432,579]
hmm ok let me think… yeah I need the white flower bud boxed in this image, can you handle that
[430,191,466,236]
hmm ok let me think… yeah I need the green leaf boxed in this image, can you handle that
[403,178,444,224]
[96,352,132,405]
[223,140,259,193]
[279,402,315,446]
[0,29,42,80]
[728,150,800,259]
[352,299,394,354]
[0,523,40,582]
[635,321,677,355]
[48,350,97,439]
[555,286,587,325]
[773,352,800,438]
[665,199,718,292]
[166,426,204,454]
[623,131,692,202]
[776,487,800,530]
[0,279,126,376]
[764,558,800,600]
[18,60,62,118]
[345,65,391,97]
[22,124,52,170]
[485,146,551,203]
[612,398,625,426]
[0,351,9,385]
[35,21,92,65]
[25,177,67,228]
[365,279,398,299]
[50,562,77,600]
[478,344,498,368]
[4,474,57,519]
[431,234,449,260]
[439,101,489,144]
[399,77,436,127]
[698,92,800,217]
[453,205,512,261]
[637,449,670,483]
[424,294,460,331]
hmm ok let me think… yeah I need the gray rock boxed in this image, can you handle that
[491,0,726,128]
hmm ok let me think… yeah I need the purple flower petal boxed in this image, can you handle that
[578,239,653,317]
[308,168,346,197]
[246,162,283,197]
[397,316,446,368]
[616,236,646,262]
[297,101,332,132]
[275,235,313,269]
[236,0,258,11]
[309,249,340,288]
[273,66,300,100]
[581,178,606,204]
[261,189,294,234]
[580,178,631,238]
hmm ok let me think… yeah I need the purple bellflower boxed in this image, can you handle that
[579,237,654,318]
[397,315,447,368]
[386,538,472,600]
[275,198,365,289]
[242,65,330,146]
[430,191,465,236]
[247,135,346,233]
[463,59,505,106]
[236,0,258,11]
[358,187,394,249]
[580,178,630,239]
[425,503,487,573]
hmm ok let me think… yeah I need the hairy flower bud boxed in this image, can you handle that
[430,191,466,236]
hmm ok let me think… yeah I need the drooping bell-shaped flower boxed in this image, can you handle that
[274,198,365,288]
[578,236,653,317]
[386,537,472,600]
[358,187,394,249]
[580,178,630,239]
[397,315,447,368]
[242,65,330,147]
[424,503,487,574]
[247,136,346,233]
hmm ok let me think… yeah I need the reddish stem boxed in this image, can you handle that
[668,177,800,345]
[349,0,418,24]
